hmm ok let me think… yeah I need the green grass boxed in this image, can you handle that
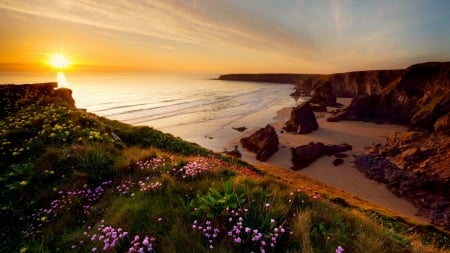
[1,85,449,252]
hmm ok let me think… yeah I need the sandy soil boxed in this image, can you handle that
[225,98,427,222]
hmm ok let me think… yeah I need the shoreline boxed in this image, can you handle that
[225,98,428,223]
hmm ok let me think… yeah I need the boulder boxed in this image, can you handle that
[223,145,242,158]
[240,124,279,161]
[232,126,247,132]
[291,142,325,170]
[324,143,352,156]
[334,153,349,158]
[285,103,319,134]
[333,158,344,166]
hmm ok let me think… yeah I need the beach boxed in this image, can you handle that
[223,98,427,222]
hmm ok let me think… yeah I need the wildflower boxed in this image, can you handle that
[265,203,271,208]
[19,180,27,186]
[336,246,344,253]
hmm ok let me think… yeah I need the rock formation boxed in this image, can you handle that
[285,103,319,134]
[330,62,450,129]
[324,143,352,156]
[291,142,352,170]
[240,125,279,161]
[0,82,75,119]
[218,70,403,103]
[291,142,325,170]
[223,146,242,158]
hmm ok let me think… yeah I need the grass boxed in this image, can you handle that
[1,84,449,252]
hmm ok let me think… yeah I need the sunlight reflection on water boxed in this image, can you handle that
[56,72,70,88]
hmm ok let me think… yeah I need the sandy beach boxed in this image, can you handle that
[224,98,427,222]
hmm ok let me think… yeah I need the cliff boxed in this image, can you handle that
[0,82,75,119]
[218,70,403,106]
[218,73,315,85]
[330,62,450,130]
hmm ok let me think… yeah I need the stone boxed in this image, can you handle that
[334,153,348,158]
[285,103,319,134]
[291,142,325,170]
[333,158,344,166]
[240,124,279,161]
[324,143,352,156]
[232,126,247,132]
[223,145,242,158]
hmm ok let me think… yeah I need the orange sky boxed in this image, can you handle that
[0,1,449,74]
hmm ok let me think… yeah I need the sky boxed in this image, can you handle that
[0,0,449,74]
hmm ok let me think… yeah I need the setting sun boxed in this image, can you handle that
[48,53,71,70]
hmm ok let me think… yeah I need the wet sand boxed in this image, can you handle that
[225,98,427,222]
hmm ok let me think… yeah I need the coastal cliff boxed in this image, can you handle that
[218,69,403,101]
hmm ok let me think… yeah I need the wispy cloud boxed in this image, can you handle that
[0,0,316,57]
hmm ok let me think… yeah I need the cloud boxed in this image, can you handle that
[0,0,316,57]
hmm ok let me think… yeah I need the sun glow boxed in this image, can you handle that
[49,53,71,70]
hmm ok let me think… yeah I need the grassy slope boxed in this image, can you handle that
[0,86,449,253]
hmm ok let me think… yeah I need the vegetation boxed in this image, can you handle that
[1,85,449,252]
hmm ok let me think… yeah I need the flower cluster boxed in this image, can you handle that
[128,235,155,253]
[136,157,167,170]
[116,180,135,196]
[192,220,220,249]
[116,177,163,197]
[77,221,155,252]
[226,209,286,252]
[25,181,112,237]
[179,158,211,178]
[138,180,163,192]
[192,207,287,252]
[336,245,344,253]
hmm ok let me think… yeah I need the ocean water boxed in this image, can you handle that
[1,72,299,150]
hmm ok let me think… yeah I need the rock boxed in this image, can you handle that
[53,88,76,108]
[291,142,325,170]
[240,124,279,161]
[324,143,352,156]
[309,103,327,112]
[310,81,337,106]
[223,146,242,158]
[333,158,344,166]
[285,103,319,134]
[334,153,348,158]
[232,126,247,132]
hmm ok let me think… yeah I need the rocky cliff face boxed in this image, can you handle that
[218,70,403,106]
[0,82,75,119]
[330,62,450,130]
[339,62,450,230]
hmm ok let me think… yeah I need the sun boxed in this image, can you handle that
[49,53,71,70]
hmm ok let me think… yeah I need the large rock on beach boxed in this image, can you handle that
[291,142,325,170]
[285,103,319,134]
[240,124,279,161]
[324,143,352,156]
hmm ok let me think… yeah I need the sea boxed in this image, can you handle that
[0,72,299,151]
